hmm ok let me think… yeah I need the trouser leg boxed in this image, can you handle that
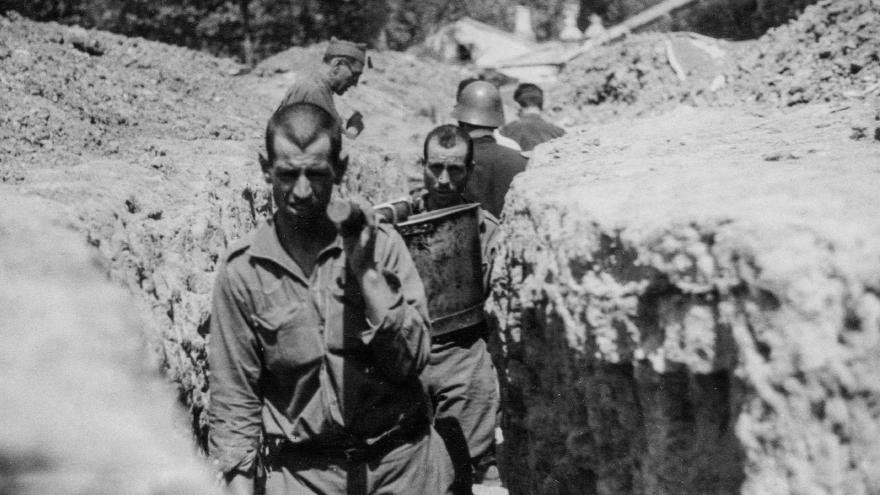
[424,333,500,494]
[369,426,453,495]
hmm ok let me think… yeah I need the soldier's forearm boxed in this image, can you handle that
[358,267,394,325]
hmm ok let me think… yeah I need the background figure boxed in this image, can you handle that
[456,78,522,152]
[498,83,565,152]
[452,81,527,218]
[412,124,503,495]
[277,37,368,139]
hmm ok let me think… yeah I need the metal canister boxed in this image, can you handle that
[395,203,483,336]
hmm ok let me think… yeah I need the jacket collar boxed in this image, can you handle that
[248,218,343,282]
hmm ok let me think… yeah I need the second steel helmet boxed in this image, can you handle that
[452,80,505,128]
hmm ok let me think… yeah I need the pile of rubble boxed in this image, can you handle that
[552,32,730,123]
[725,0,880,106]
[552,0,880,124]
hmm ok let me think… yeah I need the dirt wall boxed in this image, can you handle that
[488,104,880,495]
[0,191,220,495]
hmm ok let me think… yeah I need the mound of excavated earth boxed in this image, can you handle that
[488,104,880,495]
[0,190,219,495]
[552,0,880,126]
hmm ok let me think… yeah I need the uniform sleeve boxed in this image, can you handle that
[207,263,263,475]
[480,212,502,297]
[359,226,431,383]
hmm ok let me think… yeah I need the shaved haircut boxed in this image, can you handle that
[423,124,473,168]
[266,102,342,169]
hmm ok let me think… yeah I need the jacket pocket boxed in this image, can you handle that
[252,297,323,372]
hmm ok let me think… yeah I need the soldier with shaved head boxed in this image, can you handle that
[208,102,452,495]
[411,124,503,494]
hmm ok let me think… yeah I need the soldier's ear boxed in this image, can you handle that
[333,155,349,184]
[258,153,272,183]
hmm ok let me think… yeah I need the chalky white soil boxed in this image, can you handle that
[488,103,880,495]
[0,192,219,494]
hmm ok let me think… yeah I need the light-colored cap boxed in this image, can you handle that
[325,37,371,70]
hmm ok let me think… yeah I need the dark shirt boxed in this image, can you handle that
[277,72,342,127]
[499,113,565,151]
[465,135,528,218]
[207,219,431,474]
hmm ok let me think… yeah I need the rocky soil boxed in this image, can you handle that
[551,0,880,125]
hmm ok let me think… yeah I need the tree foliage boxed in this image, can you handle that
[2,0,566,59]
[577,0,819,39]
[2,0,820,63]
[1,0,396,62]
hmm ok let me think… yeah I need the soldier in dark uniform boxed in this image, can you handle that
[499,83,565,152]
[207,102,452,495]
[410,125,503,494]
[452,81,528,218]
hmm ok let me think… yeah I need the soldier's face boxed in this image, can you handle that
[424,139,469,209]
[265,134,336,222]
[331,60,362,95]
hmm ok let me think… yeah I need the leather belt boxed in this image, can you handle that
[263,424,427,464]
[431,321,486,345]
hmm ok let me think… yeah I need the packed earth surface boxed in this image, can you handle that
[1,0,879,493]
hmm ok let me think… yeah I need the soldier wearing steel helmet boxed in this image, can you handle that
[456,78,521,152]
[452,80,528,218]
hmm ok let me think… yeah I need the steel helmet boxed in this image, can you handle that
[452,80,505,128]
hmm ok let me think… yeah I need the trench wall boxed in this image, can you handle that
[488,105,880,495]
[0,191,220,495]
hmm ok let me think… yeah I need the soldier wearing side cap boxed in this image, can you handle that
[278,37,371,139]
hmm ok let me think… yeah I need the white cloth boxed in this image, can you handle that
[493,129,521,151]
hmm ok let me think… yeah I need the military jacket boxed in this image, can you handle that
[207,219,431,474]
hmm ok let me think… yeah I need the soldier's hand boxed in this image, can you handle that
[328,197,377,275]
[346,111,365,137]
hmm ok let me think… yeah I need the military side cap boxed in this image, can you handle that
[325,37,372,69]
